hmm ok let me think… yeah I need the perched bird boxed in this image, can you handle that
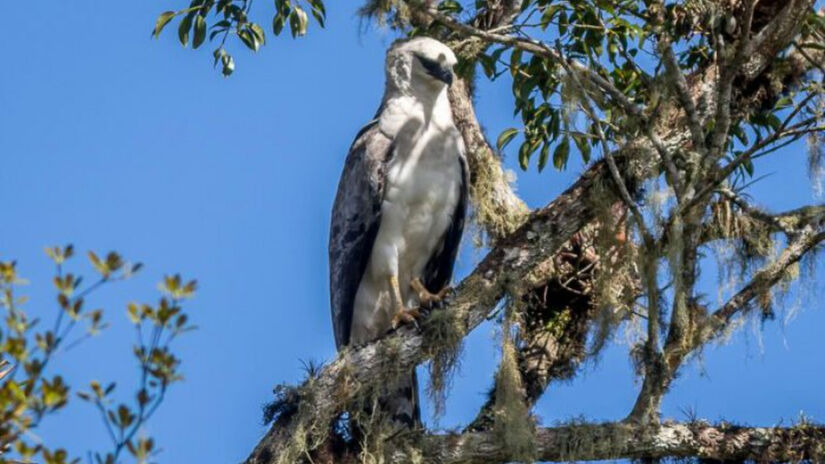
[328,37,468,427]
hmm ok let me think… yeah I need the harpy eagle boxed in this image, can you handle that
[328,37,468,426]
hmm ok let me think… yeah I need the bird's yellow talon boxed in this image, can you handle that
[411,278,451,308]
[391,307,422,330]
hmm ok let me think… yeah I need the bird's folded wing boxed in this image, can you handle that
[423,152,469,294]
[328,120,394,349]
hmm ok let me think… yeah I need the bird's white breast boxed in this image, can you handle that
[383,122,462,292]
[349,93,464,344]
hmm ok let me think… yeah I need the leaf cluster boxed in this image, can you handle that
[0,246,197,464]
[153,0,326,76]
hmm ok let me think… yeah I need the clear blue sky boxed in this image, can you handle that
[1,2,824,463]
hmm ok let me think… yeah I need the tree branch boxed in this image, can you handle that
[696,226,825,348]
[419,421,825,463]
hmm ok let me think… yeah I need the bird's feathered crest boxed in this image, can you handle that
[384,37,457,94]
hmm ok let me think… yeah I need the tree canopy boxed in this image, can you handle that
[149,0,825,462]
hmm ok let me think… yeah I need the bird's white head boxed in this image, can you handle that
[384,37,458,97]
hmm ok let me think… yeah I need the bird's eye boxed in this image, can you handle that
[416,55,438,69]
[416,55,443,74]
[416,55,453,85]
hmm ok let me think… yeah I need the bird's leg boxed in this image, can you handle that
[390,275,421,330]
[410,277,452,309]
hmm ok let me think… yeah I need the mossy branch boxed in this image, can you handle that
[418,421,825,463]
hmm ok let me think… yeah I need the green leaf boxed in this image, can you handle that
[273,13,286,35]
[537,142,550,172]
[213,47,224,67]
[509,49,523,77]
[290,7,309,37]
[558,10,569,35]
[250,23,266,45]
[731,125,749,145]
[221,52,235,77]
[239,29,258,51]
[540,5,561,30]
[210,28,226,41]
[153,11,176,38]
[478,54,497,78]
[118,404,135,429]
[193,15,207,49]
[308,0,326,27]
[572,132,592,163]
[88,251,110,277]
[553,137,570,170]
[496,128,519,151]
[7,381,26,402]
[518,142,531,170]
[766,113,782,130]
[549,111,560,138]
[438,0,463,14]
[275,0,291,16]
[178,13,194,46]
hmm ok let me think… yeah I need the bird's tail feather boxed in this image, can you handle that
[348,369,419,450]
[379,369,420,428]
[353,369,420,434]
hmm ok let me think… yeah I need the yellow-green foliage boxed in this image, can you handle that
[0,247,196,464]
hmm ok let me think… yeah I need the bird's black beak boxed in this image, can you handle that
[418,56,454,86]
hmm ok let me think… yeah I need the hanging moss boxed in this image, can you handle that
[587,178,641,357]
[489,301,536,463]
[356,0,410,29]
[421,306,465,420]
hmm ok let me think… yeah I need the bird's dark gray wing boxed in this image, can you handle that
[329,121,394,349]
[423,153,470,293]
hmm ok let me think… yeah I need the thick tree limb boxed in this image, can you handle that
[419,421,825,463]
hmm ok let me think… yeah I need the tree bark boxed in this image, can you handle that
[420,422,825,463]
